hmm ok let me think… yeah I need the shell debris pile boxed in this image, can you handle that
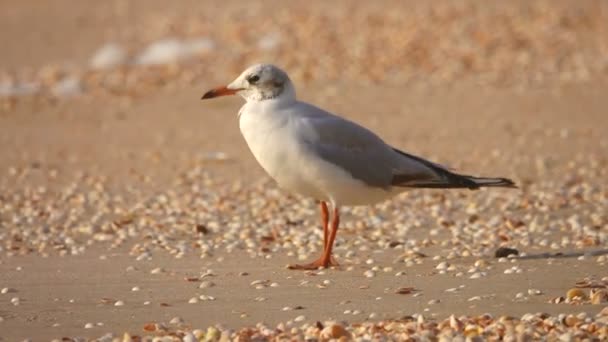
[92,313,607,341]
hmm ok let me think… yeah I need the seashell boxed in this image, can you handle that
[320,323,350,339]
[566,288,587,300]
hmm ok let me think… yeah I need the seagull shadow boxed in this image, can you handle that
[516,248,608,260]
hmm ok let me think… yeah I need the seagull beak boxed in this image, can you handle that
[201,86,241,100]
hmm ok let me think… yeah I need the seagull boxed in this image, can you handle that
[201,64,516,270]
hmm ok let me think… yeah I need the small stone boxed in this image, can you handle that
[294,315,306,322]
[395,287,416,295]
[363,270,376,278]
[436,262,449,270]
[1,287,15,294]
[495,247,519,258]
[90,43,128,70]
[169,316,184,325]
[150,267,163,274]
[320,323,350,339]
[84,323,94,329]
[205,327,220,341]
[199,281,215,289]
[114,300,125,306]
[143,323,157,332]
[469,272,484,279]
[183,332,197,342]
[51,77,82,97]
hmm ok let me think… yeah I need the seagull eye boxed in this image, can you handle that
[247,75,260,84]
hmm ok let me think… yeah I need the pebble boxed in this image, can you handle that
[169,316,184,325]
[90,43,128,70]
[320,323,350,339]
[150,268,164,274]
[1,287,15,294]
[199,281,215,289]
[495,247,519,258]
[436,262,449,270]
[51,77,82,97]
[469,272,485,279]
[114,300,125,306]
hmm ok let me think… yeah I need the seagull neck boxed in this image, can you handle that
[247,85,297,107]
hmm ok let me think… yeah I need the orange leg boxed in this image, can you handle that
[289,203,340,270]
[320,201,329,250]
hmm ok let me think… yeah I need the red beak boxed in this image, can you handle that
[201,86,240,100]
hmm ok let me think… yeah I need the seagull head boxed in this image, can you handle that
[201,64,295,102]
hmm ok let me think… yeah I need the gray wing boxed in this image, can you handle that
[292,103,436,189]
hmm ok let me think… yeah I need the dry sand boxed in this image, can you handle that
[1,1,607,341]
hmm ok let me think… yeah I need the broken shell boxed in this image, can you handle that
[566,288,587,300]
[563,315,580,327]
[591,289,608,304]
[395,287,416,295]
[320,323,350,339]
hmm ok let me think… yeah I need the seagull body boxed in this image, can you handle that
[202,64,516,269]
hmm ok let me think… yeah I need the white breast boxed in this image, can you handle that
[238,104,326,200]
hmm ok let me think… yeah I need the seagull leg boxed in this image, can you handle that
[320,201,329,250]
[323,206,340,266]
[288,202,339,270]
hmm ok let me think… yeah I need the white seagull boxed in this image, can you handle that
[202,64,516,270]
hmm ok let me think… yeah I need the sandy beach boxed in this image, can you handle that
[1,1,607,340]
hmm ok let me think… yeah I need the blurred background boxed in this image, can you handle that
[0,0,606,184]
[1,0,607,94]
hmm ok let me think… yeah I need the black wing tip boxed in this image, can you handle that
[390,147,518,190]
